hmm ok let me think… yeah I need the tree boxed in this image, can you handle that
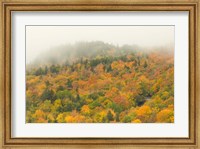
[47,113,55,122]
[56,113,65,123]
[53,99,63,113]
[122,115,132,123]
[143,60,148,68]
[32,109,47,123]
[132,119,141,123]
[94,111,107,123]
[135,95,145,106]
[55,90,72,99]
[57,85,65,91]
[81,105,91,116]
[40,88,55,102]
[94,63,104,73]
[135,105,152,122]
[156,108,174,123]
[161,91,170,100]
[39,100,52,112]
[63,99,74,112]
[89,100,101,109]
[34,66,48,76]
[107,110,114,122]
[50,65,60,74]
[76,94,80,101]
[115,112,120,122]
[44,66,48,74]
[65,115,75,123]
[34,67,44,76]
[45,80,51,87]
[66,79,73,89]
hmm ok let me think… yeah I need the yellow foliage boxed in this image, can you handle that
[32,110,47,123]
[94,111,107,123]
[136,105,152,116]
[28,76,39,85]
[139,75,149,83]
[132,119,141,123]
[85,98,93,104]
[81,105,91,115]
[36,83,46,96]
[54,99,62,107]
[54,74,66,83]
[65,115,86,123]
[56,113,65,123]
[170,116,174,122]
[156,109,174,123]
[34,109,45,119]
[65,115,75,123]
[26,90,32,97]
[47,114,55,122]
[70,71,78,80]
[168,104,174,110]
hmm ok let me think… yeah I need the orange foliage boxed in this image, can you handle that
[111,60,125,71]
[156,109,174,123]
[81,105,91,115]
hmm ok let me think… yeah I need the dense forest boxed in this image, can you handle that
[26,41,174,123]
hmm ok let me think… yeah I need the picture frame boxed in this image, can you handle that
[0,0,199,148]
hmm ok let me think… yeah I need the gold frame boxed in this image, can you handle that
[0,0,199,148]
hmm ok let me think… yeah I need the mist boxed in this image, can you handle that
[26,26,174,64]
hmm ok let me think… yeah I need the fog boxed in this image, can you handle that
[26,26,174,63]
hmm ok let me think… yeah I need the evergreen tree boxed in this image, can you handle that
[107,110,114,122]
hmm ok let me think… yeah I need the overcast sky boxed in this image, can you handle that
[26,26,174,63]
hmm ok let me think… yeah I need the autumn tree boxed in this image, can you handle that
[107,110,114,122]
[40,88,55,102]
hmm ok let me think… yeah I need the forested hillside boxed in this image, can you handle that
[26,41,174,123]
